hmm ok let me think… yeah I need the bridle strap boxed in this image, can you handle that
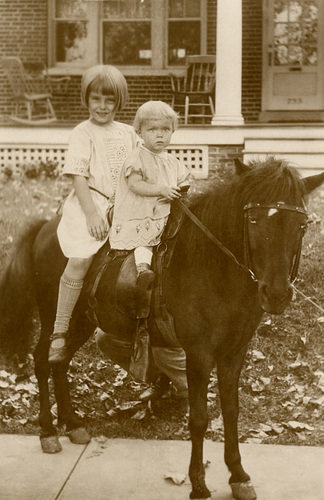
[243,202,308,283]
[177,200,256,281]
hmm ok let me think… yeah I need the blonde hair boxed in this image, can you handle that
[133,100,179,133]
[81,65,128,111]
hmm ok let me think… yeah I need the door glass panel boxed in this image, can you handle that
[272,0,318,66]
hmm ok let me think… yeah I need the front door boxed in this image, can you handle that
[263,0,324,111]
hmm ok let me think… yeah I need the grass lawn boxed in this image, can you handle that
[0,172,324,446]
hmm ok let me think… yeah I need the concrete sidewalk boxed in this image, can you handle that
[0,434,323,500]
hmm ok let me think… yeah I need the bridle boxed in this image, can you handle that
[178,199,308,284]
[243,202,308,283]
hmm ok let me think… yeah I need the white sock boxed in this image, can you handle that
[134,247,153,267]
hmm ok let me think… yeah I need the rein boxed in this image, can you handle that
[177,200,257,281]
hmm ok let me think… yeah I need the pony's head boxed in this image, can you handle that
[235,158,324,314]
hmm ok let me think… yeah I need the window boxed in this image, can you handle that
[49,0,207,72]
[102,1,152,66]
[50,0,97,68]
[168,0,202,65]
[272,0,318,67]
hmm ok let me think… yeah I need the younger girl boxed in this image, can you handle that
[49,65,138,364]
[109,100,190,401]
[110,100,190,286]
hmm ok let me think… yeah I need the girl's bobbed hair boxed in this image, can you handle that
[133,100,179,133]
[81,65,128,111]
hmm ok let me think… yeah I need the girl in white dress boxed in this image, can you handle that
[49,65,138,364]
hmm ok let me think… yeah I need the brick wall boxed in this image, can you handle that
[0,0,263,127]
[0,0,48,118]
[209,145,244,177]
[242,0,263,122]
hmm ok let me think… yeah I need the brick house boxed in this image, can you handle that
[0,0,323,177]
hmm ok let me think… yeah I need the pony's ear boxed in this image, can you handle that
[234,158,252,175]
[302,171,324,194]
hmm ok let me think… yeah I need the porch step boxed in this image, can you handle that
[243,137,324,176]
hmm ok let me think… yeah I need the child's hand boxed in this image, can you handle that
[86,212,108,241]
[160,185,181,201]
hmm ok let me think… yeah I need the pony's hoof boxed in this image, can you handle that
[40,435,62,454]
[190,486,211,499]
[231,481,257,500]
[67,427,91,445]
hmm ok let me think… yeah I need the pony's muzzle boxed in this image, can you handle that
[258,281,293,315]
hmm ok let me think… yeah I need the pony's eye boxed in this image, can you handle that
[249,218,257,224]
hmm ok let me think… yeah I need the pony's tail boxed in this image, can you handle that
[0,220,47,364]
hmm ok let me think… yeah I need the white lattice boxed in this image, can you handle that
[0,145,67,176]
[0,144,208,178]
[167,146,208,178]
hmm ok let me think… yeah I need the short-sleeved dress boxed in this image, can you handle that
[57,119,138,258]
[109,145,190,250]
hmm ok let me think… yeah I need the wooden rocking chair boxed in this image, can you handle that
[1,57,60,125]
[170,55,216,125]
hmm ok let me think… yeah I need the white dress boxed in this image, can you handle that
[110,145,190,250]
[57,119,138,258]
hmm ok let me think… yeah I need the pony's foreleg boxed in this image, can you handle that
[217,346,257,500]
[187,350,214,500]
[34,338,62,454]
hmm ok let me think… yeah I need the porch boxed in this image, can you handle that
[1,123,323,179]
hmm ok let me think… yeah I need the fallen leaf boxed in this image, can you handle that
[287,421,314,431]
[132,408,147,420]
[117,401,142,412]
[164,471,186,485]
[252,350,266,361]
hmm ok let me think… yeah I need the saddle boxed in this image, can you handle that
[86,200,186,348]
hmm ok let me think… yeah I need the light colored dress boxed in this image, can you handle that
[57,119,138,258]
[110,145,190,250]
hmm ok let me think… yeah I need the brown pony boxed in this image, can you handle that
[0,157,323,500]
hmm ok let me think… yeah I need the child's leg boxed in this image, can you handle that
[49,257,93,364]
[134,246,153,274]
[134,246,155,319]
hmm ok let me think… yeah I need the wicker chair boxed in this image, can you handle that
[170,55,216,125]
[1,57,70,125]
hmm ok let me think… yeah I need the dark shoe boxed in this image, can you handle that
[139,374,171,401]
[49,335,68,364]
[136,264,155,319]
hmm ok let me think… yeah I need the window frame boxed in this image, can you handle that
[48,0,207,75]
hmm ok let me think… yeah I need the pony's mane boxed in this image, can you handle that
[184,157,307,268]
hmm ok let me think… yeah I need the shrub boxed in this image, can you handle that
[22,163,40,179]
[39,159,60,179]
[3,166,13,178]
